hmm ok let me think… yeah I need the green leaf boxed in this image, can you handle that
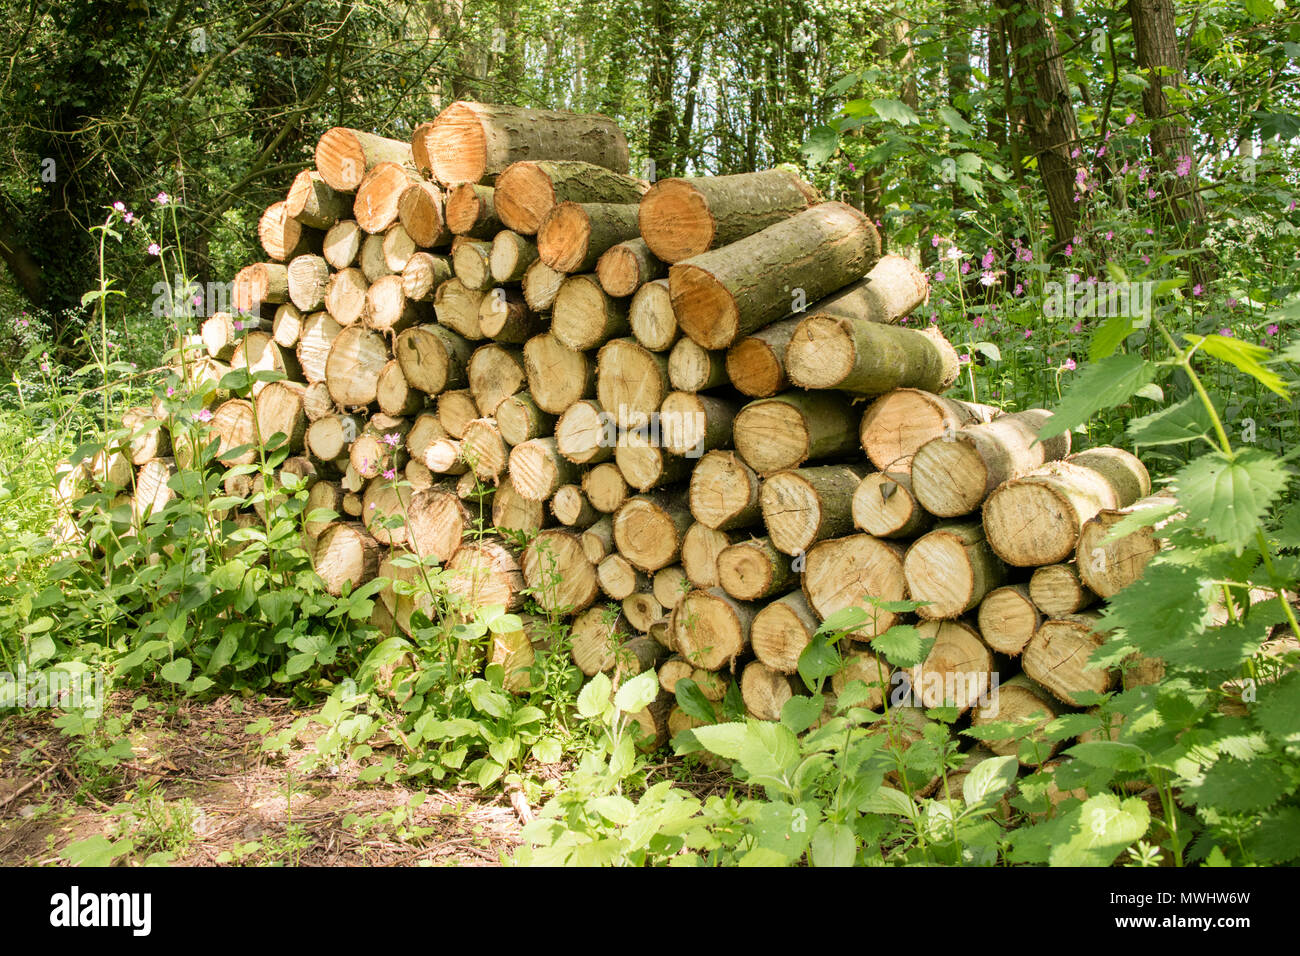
[961,755,1019,806]
[1050,793,1149,867]
[1252,671,1300,739]
[577,673,612,719]
[937,105,974,136]
[675,679,717,724]
[1191,757,1290,812]
[1126,395,1214,446]
[810,821,857,867]
[691,722,750,761]
[1173,449,1291,552]
[870,624,929,668]
[61,834,133,867]
[1089,314,1138,361]
[613,670,659,715]
[1040,354,1155,439]
[780,694,825,734]
[1065,740,1146,771]
[871,98,920,125]
[1186,333,1288,398]
[160,658,192,683]
[797,632,841,688]
[800,125,839,165]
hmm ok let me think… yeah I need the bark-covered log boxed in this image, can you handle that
[628,278,678,352]
[432,277,486,341]
[354,161,422,234]
[426,102,630,187]
[582,461,629,514]
[538,202,641,274]
[669,202,881,349]
[724,317,801,398]
[294,309,341,386]
[802,534,907,640]
[323,220,363,270]
[581,515,616,564]
[508,437,578,501]
[666,336,727,392]
[800,254,929,325]
[903,620,996,712]
[435,388,479,438]
[315,127,413,192]
[614,433,691,492]
[977,584,1042,656]
[554,399,613,465]
[232,262,289,313]
[969,674,1061,765]
[492,476,547,534]
[406,487,471,564]
[760,464,868,557]
[253,380,307,452]
[286,170,348,230]
[670,588,755,671]
[903,520,1007,620]
[522,258,566,312]
[1075,492,1171,597]
[851,471,933,539]
[324,267,369,326]
[596,338,670,429]
[740,661,800,721]
[688,450,762,531]
[452,239,494,291]
[397,180,452,248]
[467,343,526,416]
[489,230,540,283]
[305,413,362,462]
[1022,613,1116,706]
[910,409,1072,517]
[366,274,426,334]
[461,417,510,483]
[313,522,381,596]
[496,392,555,446]
[613,493,694,572]
[733,391,858,475]
[552,274,630,351]
[858,388,999,472]
[375,360,423,417]
[258,201,317,262]
[596,552,651,601]
[658,391,735,457]
[360,232,393,282]
[479,288,544,344]
[327,325,390,407]
[551,483,599,528]
[639,170,820,263]
[596,238,665,297]
[785,319,959,397]
[447,538,525,610]
[523,333,594,414]
[495,159,647,234]
[402,251,454,303]
[444,184,501,240]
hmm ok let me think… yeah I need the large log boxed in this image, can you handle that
[596,338,670,428]
[286,170,348,230]
[613,493,694,572]
[858,388,999,472]
[522,529,599,614]
[315,128,413,192]
[397,180,452,248]
[426,102,630,187]
[596,238,665,297]
[750,591,820,675]
[671,588,756,671]
[784,319,959,397]
[523,333,594,414]
[910,409,1072,517]
[851,471,933,539]
[733,391,858,475]
[444,184,503,239]
[902,520,1007,620]
[552,274,630,351]
[628,278,677,351]
[258,201,317,262]
[326,325,391,408]
[1074,492,1171,598]
[724,317,801,398]
[495,159,647,235]
[538,202,641,274]
[977,584,1042,656]
[903,619,996,712]
[1022,613,1116,706]
[639,170,820,263]
[394,324,472,396]
[717,536,797,601]
[759,464,868,557]
[354,161,422,234]
[799,255,929,325]
[668,202,880,349]
[983,448,1152,567]
[802,534,907,640]
[688,450,762,531]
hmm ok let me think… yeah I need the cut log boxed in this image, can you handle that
[432,278,486,340]
[903,520,1007,619]
[488,614,549,693]
[569,607,632,676]
[522,333,594,414]
[397,180,452,248]
[253,380,306,451]
[596,552,650,601]
[361,479,414,546]
[680,522,732,589]
[740,661,800,721]
[689,451,762,531]
[522,528,599,614]
[1022,613,1116,706]
[596,338,670,428]
[232,262,289,313]
[490,230,539,283]
[467,343,525,415]
[230,332,300,395]
[324,267,369,326]
[614,432,690,492]
[658,657,694,695]
[435,388,479,438]
[760,463,869,556]
[121,407,171,464]
[354,161,421,234]
[538,202,640,274]
[287,254,331,315]
[492,476,546,534]
[394,324,471,396]
[830,647,891,709]
[670,588,755,671]
[382,224,417,273]
[313,522,381,596]
[452,239,494,291]
[628,278,677,351]
[669,202,880,349]
[724,317,801,398]
[305,481,344,537]
[479,287,544,344]
[551,484,598,528]
[200,312,264,361]
[803,255,930,325]
[406,487,470,564]
[496,392,555,446]
[903,620,996,712]
[658,391,735,457]
[977,584,1042,656]
[444,184,503,238]
[581,515,615,564]
[652,565,689,612]
[306,413,363,462]
[258,201,316,262]
[852,471,933,539]
[596,237,665,297]
[272,303,304,348]
[286,170,348,230]
[427,102,629,187]
[582,462,629,514]
[552,274,630,351]
[461,417,510,483]
[717,536,796,601]
[495,159,646,234]
[366,274,425,334]
[982,448,1152,567]
[326,325,390,407]
[315,127,412,192]
[859,388,999,472]
[555,399,613,465]
[375,360,423,417]
[447,538,524,610]
[402,252,453,302]
[802,534,907,640]
[751,591,820,675]
[666,336,727,392]
[508,437,578,501]
[522,258,566,312]
[1075,492,1170,598]
[639,170,820,263]
[785,318,959,396]
[423,437,467,475]
[733,391,858,475]
[405,411,448,462]
[910,409,1072,517]
[970,675,1061,765]
[359,233,393,282]
[350,414,409,480]
[1028,564,1097,617]
[405,459,435,491]
[322,220,363,270]
[612,494,694,572]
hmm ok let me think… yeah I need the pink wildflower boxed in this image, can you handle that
[196,409,213,423]
[1266,324,1279,336]
[981,248,995,269]
[147,242,161,256]
[1175,155,1192,178]
[1192,284,1203,297]
[1063,358,1077,371]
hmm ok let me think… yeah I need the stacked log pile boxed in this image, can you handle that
[96,100,1165,754]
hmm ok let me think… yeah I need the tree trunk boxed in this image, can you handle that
[315,128,413,192]
[495,159,647,235]
[760,464,869,556]
[733,391,858,475]
[858,388,999,472]
[785,318,959,396]
[538,202,641,274]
